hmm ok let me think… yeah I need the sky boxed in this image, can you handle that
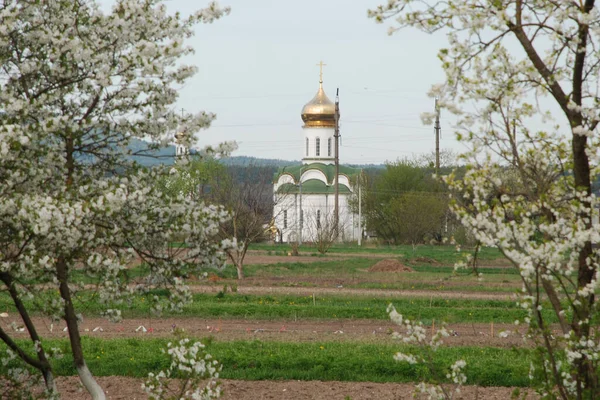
[108,0,464,165]
[171,0,465,165]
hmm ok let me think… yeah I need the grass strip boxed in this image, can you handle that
[2,338,532,387]
[0,291,559,324]
[248,243,504,262]
[170,294,554,324]
[219,262,520,278]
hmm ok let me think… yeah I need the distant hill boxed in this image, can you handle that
[127,138,176,167]
[219,155,300,167]
[124,139,384,169]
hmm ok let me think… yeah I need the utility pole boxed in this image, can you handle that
[297,168,302,247]
[334,88,340,239]
[434,98,441,174]
[358,180,362,246]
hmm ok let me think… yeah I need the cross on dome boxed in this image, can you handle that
[317,60,326,85]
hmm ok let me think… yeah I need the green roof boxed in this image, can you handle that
[273,162,361,184]
[277,179,352,195]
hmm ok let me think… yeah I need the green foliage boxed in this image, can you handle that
[1,338,533,387]
[159,156,228,200]
[358,160,450,245]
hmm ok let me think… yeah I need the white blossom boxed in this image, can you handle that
[0,1,231,398]
[370,0,600,397]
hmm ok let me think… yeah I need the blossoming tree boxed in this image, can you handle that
[0,1,231,398]
[370,1,600,398]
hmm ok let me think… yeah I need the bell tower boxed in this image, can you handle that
[300,61,337,165]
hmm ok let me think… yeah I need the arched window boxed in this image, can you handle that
[317,210,321,229]
[300,209,304,229]
[306,138,309,156]
[283,210,288,229]
[328,138,332,156]
[315,137,321,156]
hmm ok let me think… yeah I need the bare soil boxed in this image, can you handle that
[3,317,534,348]
[411,256,441,265]
[368,259,414,273]
[237,253,359,265]
[188,284,516,301]
[243,250,515,269]
[56,376,537,400]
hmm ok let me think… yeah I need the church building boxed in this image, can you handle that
[272,65,362,243]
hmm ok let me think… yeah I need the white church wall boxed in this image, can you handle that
[273,190,361,244]
[302,169,327,183]
[273,173,295,192]
[273,193,298,243]
[338,175,350,187]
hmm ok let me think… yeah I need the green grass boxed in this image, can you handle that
[249,243,504,263]
[0,291,556,324]
[210,257,518,280]
[2,337,532,387]
[161,293,557,324]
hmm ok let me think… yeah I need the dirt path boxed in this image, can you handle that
[4,317,533,348]
[189,284,515,301]
[56,376,537,400]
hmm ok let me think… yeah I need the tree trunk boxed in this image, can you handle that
[236,261,244,280]
[56,258,106,400]
[0,273,57,394]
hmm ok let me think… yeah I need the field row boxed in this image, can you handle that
[0,292,561,323]
[2,337,532,387]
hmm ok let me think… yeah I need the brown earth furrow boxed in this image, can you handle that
[56,376,538,400]
[1,317,537,348]
[188,284,515,301]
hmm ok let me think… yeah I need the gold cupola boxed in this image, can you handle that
[301,62,336,128]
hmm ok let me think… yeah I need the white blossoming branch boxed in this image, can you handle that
[142,338,222,400]
[388,304,466,400]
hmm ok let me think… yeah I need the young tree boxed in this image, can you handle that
[210,165,274,279]
[0,1,230,398]
[166,160,274,279]
[370,1,600,398]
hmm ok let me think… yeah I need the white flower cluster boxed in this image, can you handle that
[142,339,221,400]
[0,0,235,315]
[370,0,600,397]
[0,348,60,400]
[0,0,233,397]
[446,360,467,385]
[387,304,464,399]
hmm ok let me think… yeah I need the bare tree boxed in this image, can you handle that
[304,209,349,254]
[215,167,274,279]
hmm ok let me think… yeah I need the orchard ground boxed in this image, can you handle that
[1,244,547,399]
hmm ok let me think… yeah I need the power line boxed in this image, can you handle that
[186,89,429,101]
[210,119,431,130]
[343,145,426,153]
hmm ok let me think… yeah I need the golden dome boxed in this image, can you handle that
[301,82,336,128]
[174,131,185,142]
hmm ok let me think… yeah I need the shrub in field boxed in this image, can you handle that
[142,338,222,400]
[370,1,600,398]
[0,1,231,398]
[357,160,449,246]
